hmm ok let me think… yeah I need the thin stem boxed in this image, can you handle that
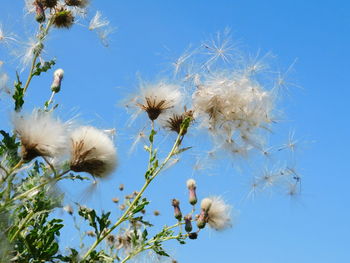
[120,254,131,263]
[10,210,35,242]
[10,169,70,203]
[42,156,57,176]
[81,129,185,261]
[23,17,54,95]
[44,91,56,110]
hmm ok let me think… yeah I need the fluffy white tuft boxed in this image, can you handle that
[192,70,274,155]
[70,126,117,178]
[200,197,213,211]
[13,110,69,161]
[128,80,185,122]
[186,178,196,189]
[205,196,232,230]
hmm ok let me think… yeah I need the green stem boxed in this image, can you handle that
[10,169,70,203]
[42,156,57,176]
[10,210,35,242]
[23,17,54,95]
[81,129,185,261]
[44,91,56,110]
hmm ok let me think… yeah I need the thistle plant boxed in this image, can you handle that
[0,1,302,263]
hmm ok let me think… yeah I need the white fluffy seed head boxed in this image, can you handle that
[13,110,69,161]
[186,178,196,189]
[132,81,185,121]
[200,197,213,211]
[205,196,232,231]
[192,71,274,155]
[70,126,117,178]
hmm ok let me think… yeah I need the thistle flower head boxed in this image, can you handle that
[203,196,231,230]
[65,0,89,8]
[53,7,74,28]
[200,197,212,212]
[38,0,58,8]
[186,178,196,189]
[70,126,117,178]
[164,109,193,135]
[134,81,184,121]
[13,110,69,162]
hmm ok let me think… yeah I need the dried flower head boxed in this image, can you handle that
[132,81,184,121]
[203,196,231,230]
[70,126,117,177]
[165,109,193,135]
[13,110,68,162]
[65,0,89,8]
[53,7,74,28]
[38,0,58,8]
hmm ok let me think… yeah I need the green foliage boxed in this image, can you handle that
[32,59,56,77]
[78,206,111,238]
[12,72,24,111]
[0,130,20,167]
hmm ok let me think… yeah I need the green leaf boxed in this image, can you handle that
[149,129,157,143]
[12,72,24,111]
[32,59,56,77]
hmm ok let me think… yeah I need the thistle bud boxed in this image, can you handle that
[196,210,207,229]
[34,1,46,23]
[196,198,212,229]
[171,199,182,221]
[51,68,64,93]
[188,232,198,240]
[184,215,192,232]
[186,178,197,205]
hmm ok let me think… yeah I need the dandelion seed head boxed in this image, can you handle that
[13,110,69,162]
[70,126,117,178]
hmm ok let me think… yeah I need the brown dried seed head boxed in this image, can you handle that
[53,7,74,28]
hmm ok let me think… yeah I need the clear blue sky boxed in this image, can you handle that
[1,1,350,262]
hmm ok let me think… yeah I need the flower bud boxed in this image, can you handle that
[196,209,207,229]
[188,232,198,240]
[171,199,182,221]
[184,215,192,232]
[186,179,197,205]
[51,68,64,93]
[35,1,46,23]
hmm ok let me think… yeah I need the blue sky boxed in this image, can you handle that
[1,1,350,262]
